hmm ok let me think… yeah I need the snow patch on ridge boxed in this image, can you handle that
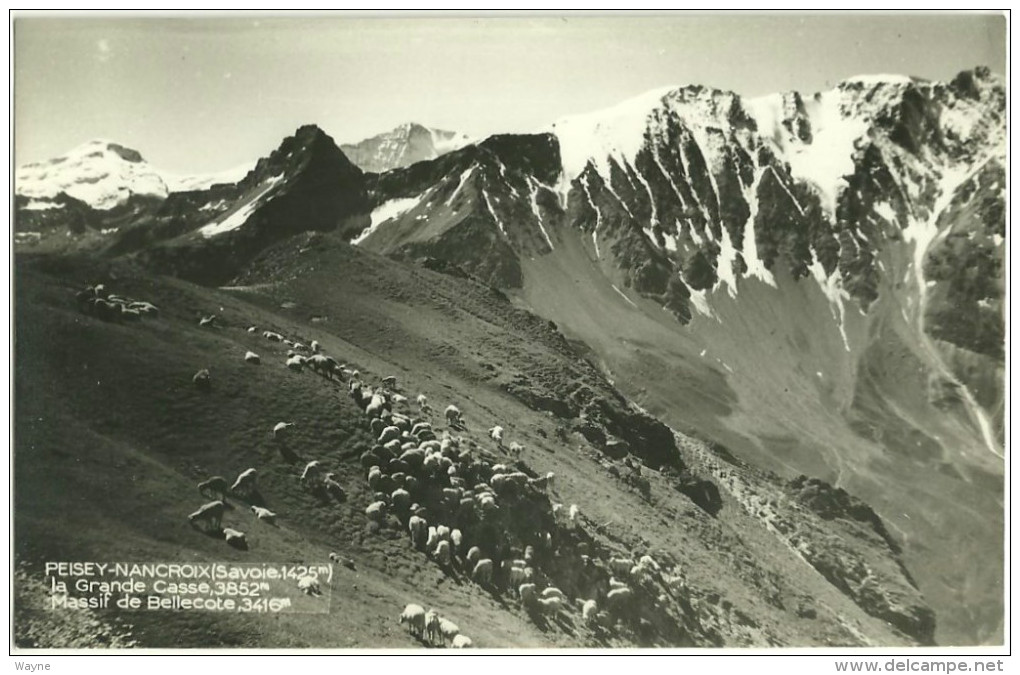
[807,247,851,352]
[200,174,284,237]
[351,194,424,244]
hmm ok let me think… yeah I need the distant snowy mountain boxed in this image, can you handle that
[15,140,169,211]
[340,122,471,173]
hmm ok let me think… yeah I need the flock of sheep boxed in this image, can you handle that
[344,367,665,645]
[72,281,675,647]
[75,284,160,323]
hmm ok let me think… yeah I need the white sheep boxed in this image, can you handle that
[230,468,257,498]
[400,604,426,639]
[262,330,283,341]
[365,501,388,523]
[434,540,451,566]
[536,596,563,614]
[300,460,322,482]
[222,528,247,548]
[519,583,537,605]
[582,599,598,623]
[426,526,439,551]
[286,355,306,371]
[197,476,228,499]
[451,634,473,648]
[609,557,636,576]
[243,350,261,364]
[569,504,580,525]
[416,394,428,408]
[250,505,276,524]
[607,586,633,609]
[391,393,408,404]
[408,515,428,549]
[188,500,230,530]
[437,618,459,646]
[450,528,463,554]
[508,441,524,456]
[382,375,397,388]
[466,546,482,566]
[378,426,401,444]
[472,558,494,584]
[541,587,566,600]
[297,575,320,595]
[310,340,320,353]
[488,425,504,446]
[436,525,451,541]
[272,421,295,438]
[444,405,462,426]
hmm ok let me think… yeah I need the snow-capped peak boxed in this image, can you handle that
[549,86,678,185]
[16,139,170,210]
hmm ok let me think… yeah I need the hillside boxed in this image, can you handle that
[14,237,927,648]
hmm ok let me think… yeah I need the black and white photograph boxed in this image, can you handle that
[9,10,1008,660]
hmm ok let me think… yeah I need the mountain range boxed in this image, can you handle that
[13,66,1006,647]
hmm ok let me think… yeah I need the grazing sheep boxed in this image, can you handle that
[230,468,257,498]
[451,634,473,648]
[519,583,537,606]
[537,596,563,614]
[323,473,346,501]
[369,418,386,436]
[263,330,283,342]
[128,301,159,317]
[378,426,401,444]
[541,587,565,600]
[424,610,441,646]
[197,476,228,499]
[508,565,530,587]
[450,529,463,554]
[434,540,451,566]
[582,599,598,624]
[192,369,212,391]
[488,426,504,447]
[222,528,247,549]
[286,355,306,371]
[609,577,629,591]
[307,354,337,379]
[199,314,217,327]
[444,405,462,426]
[310,340,320,353]
[293,342,306,352]
[639,554,660,571]
[382,375,397,388]
[436,525,451,541]
[466,546,482,566]
[472,558,493,584]
[400,604,427,639]
[606,587,633,610]
[508,442,525,456]
[296,575,321,596]
[416,394,428,408]
[250,505,277,524]
[391,488,411,511]
[300,461,322,482]
[244,351,261,364]
[609,557,636,576]
[437,618,459,646]
[272,421,295,438]
[569,504,580,526]
[409,515,428,550]
[426,527,439,551]
[246,325,257,333]
[365,501,388,523]
[188,500,231,531]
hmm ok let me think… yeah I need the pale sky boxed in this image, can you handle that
[13,12,1007,174]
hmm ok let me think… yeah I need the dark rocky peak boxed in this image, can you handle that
[477,133,562,186]
[105,143,145,163]
[243,124,362,189]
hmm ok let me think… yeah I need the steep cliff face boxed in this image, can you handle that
[351,68,1004,645]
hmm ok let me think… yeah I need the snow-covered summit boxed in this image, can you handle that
[340,122,472,173]
[16,140,170,210]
